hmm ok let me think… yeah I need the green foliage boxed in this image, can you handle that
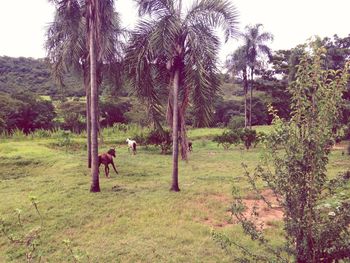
[213,99,243,127]
[213,128,263,150]
[213,130,240,150]
[0,92,56,134]
[239,128,258,150]
[56,101,85,133]
[146,129,172,154]
[100,99,131,127]
[227,115,245,130]
[217,44,350,262]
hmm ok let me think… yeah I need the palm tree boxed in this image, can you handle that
[126,0,238,191]
[46,0,89,162]
[240,24,273,128]
[46,0,123,192]
[226,47,249,128]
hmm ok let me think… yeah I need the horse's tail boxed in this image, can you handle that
[133,142,137,152]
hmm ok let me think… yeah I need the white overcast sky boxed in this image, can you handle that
[0,0,349,64]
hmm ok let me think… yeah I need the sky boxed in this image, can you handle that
[0,0,349,64]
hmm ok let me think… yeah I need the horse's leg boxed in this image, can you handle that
[111,159,118,174]
[105,165,109,178]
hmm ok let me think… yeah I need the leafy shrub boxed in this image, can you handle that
[213,130,240,150]
[239,128,257,149]
[146,129,172,154]
[213,129,263,150]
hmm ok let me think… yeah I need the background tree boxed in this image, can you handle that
[126,0,238,191]
[226,46,249,128]
[240,24,273,128]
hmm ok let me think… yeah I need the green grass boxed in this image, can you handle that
[0,127,349,262]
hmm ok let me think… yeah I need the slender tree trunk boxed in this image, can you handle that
[243,68,248,128]
[89,0,100,192]
[249,67,254,129]
[179,85,189,161]
[170,68,180,192]
[84,66,92,168]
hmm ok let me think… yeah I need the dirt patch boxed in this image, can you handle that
[195,189,283,229]
[233,189,283,229]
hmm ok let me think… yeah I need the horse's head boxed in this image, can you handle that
[107,148,116,157]
[126,138,129,143]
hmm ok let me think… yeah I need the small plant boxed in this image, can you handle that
[0,197,43,262]
[63,239,90,262]
[57,130,72,148]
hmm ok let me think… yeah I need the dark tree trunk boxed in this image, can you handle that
[84,66,92,168]
[179,85,189,161]
[89,0,100,192]
[170,68,180,192]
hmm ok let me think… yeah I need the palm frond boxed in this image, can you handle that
[185,0,239,41]
[183,23,221,127]
[134,0,174,18]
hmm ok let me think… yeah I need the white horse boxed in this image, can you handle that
[126,138,137,155]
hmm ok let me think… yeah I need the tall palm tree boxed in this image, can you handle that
[226,46,248,128]
[126,0,238,191]
[46,0,123,191]
[240,24,273,128]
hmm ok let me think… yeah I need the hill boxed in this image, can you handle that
[0,56,83,97]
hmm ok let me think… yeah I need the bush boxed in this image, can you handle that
[146,129,172,154]
[239,128,257,150]
[213,130,240,150]
[213,128,263,150]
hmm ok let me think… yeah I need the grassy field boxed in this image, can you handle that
[0,127,349,262]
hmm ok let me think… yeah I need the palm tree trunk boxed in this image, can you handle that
[243,68,248,128]
[84,67,92,168]
[89,1,100,192]
[170,68,180,192]
[249,67,254,129]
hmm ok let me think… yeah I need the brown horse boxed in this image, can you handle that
[98,148,118,178]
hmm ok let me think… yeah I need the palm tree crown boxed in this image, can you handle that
[126,0,239,191]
